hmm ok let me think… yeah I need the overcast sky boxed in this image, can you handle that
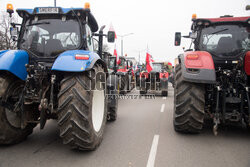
[0,0,249,64]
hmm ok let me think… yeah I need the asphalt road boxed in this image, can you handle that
[0,86,250,167]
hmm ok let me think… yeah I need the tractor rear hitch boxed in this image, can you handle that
[213,113,220,136]
[245,87,250,126]
[213,86,221,136]
[49,75,56,114]
[39,98,48,129]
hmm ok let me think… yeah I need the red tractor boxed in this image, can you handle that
[104,54,135,94]
[173,15,250,135]
[116,56,135,94]
[139,62,169,96]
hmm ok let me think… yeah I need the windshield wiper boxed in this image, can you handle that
[203,28,230,47]
[27,22,50,26]
[211,28,229,35]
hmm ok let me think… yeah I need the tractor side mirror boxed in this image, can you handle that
[107,31,115,43]
[189,32,197,39]
[175,32,181,46]
[10,27,19,41]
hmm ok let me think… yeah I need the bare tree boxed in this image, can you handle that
[0,11,17,50]
[93,39,110,53]
[103,43,110,52]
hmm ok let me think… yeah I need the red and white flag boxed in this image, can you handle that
[113,44,119,63]
[109,23,119,63]
[146,52,154,72]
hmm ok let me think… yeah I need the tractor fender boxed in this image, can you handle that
[0,50,28,80]
[178,51,216,84]
[52,50,107,72]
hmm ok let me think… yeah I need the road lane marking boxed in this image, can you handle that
[160,104,165,113]
[147,135,160,167]
[162,97,167,100]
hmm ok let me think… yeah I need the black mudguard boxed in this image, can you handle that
[179,54,216,84]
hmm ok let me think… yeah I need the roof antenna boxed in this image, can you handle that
[54,0,56,7]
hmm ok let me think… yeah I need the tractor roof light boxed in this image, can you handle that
[7,3,14,11]
[7,3,14,17]
[84,2,90,9]
[186,54,199,60]
[192,14,197,20]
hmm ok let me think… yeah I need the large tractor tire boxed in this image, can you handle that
[57,65,107,150]
[107,100,118,122]
[107,75,119,122]
[0,75,35,145]
[120,75,129,95]
[173,64,205,134]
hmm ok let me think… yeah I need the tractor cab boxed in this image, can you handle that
[103,52,115,69]
[151,62,169,82]
[126,60,133,70]
[117,56,126,70]
[151,62,164,73]
[175,15,250,69]
[108,56,116,70]
[105,55,117,73]
[12,6,99,62]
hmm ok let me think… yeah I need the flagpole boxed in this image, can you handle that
[139,52,140,65]
[121,39,123,57]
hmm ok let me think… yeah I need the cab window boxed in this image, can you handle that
[85,25,94,51]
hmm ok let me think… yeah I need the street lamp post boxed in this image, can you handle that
[118,33,133,57]
[54,0,56,7]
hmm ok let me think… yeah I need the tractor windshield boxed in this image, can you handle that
[118,58,126,69]
[20,18,81,57]
[199,24,250,57]
[152,63,163,72]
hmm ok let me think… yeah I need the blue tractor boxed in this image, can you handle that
[0,3,118,150]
